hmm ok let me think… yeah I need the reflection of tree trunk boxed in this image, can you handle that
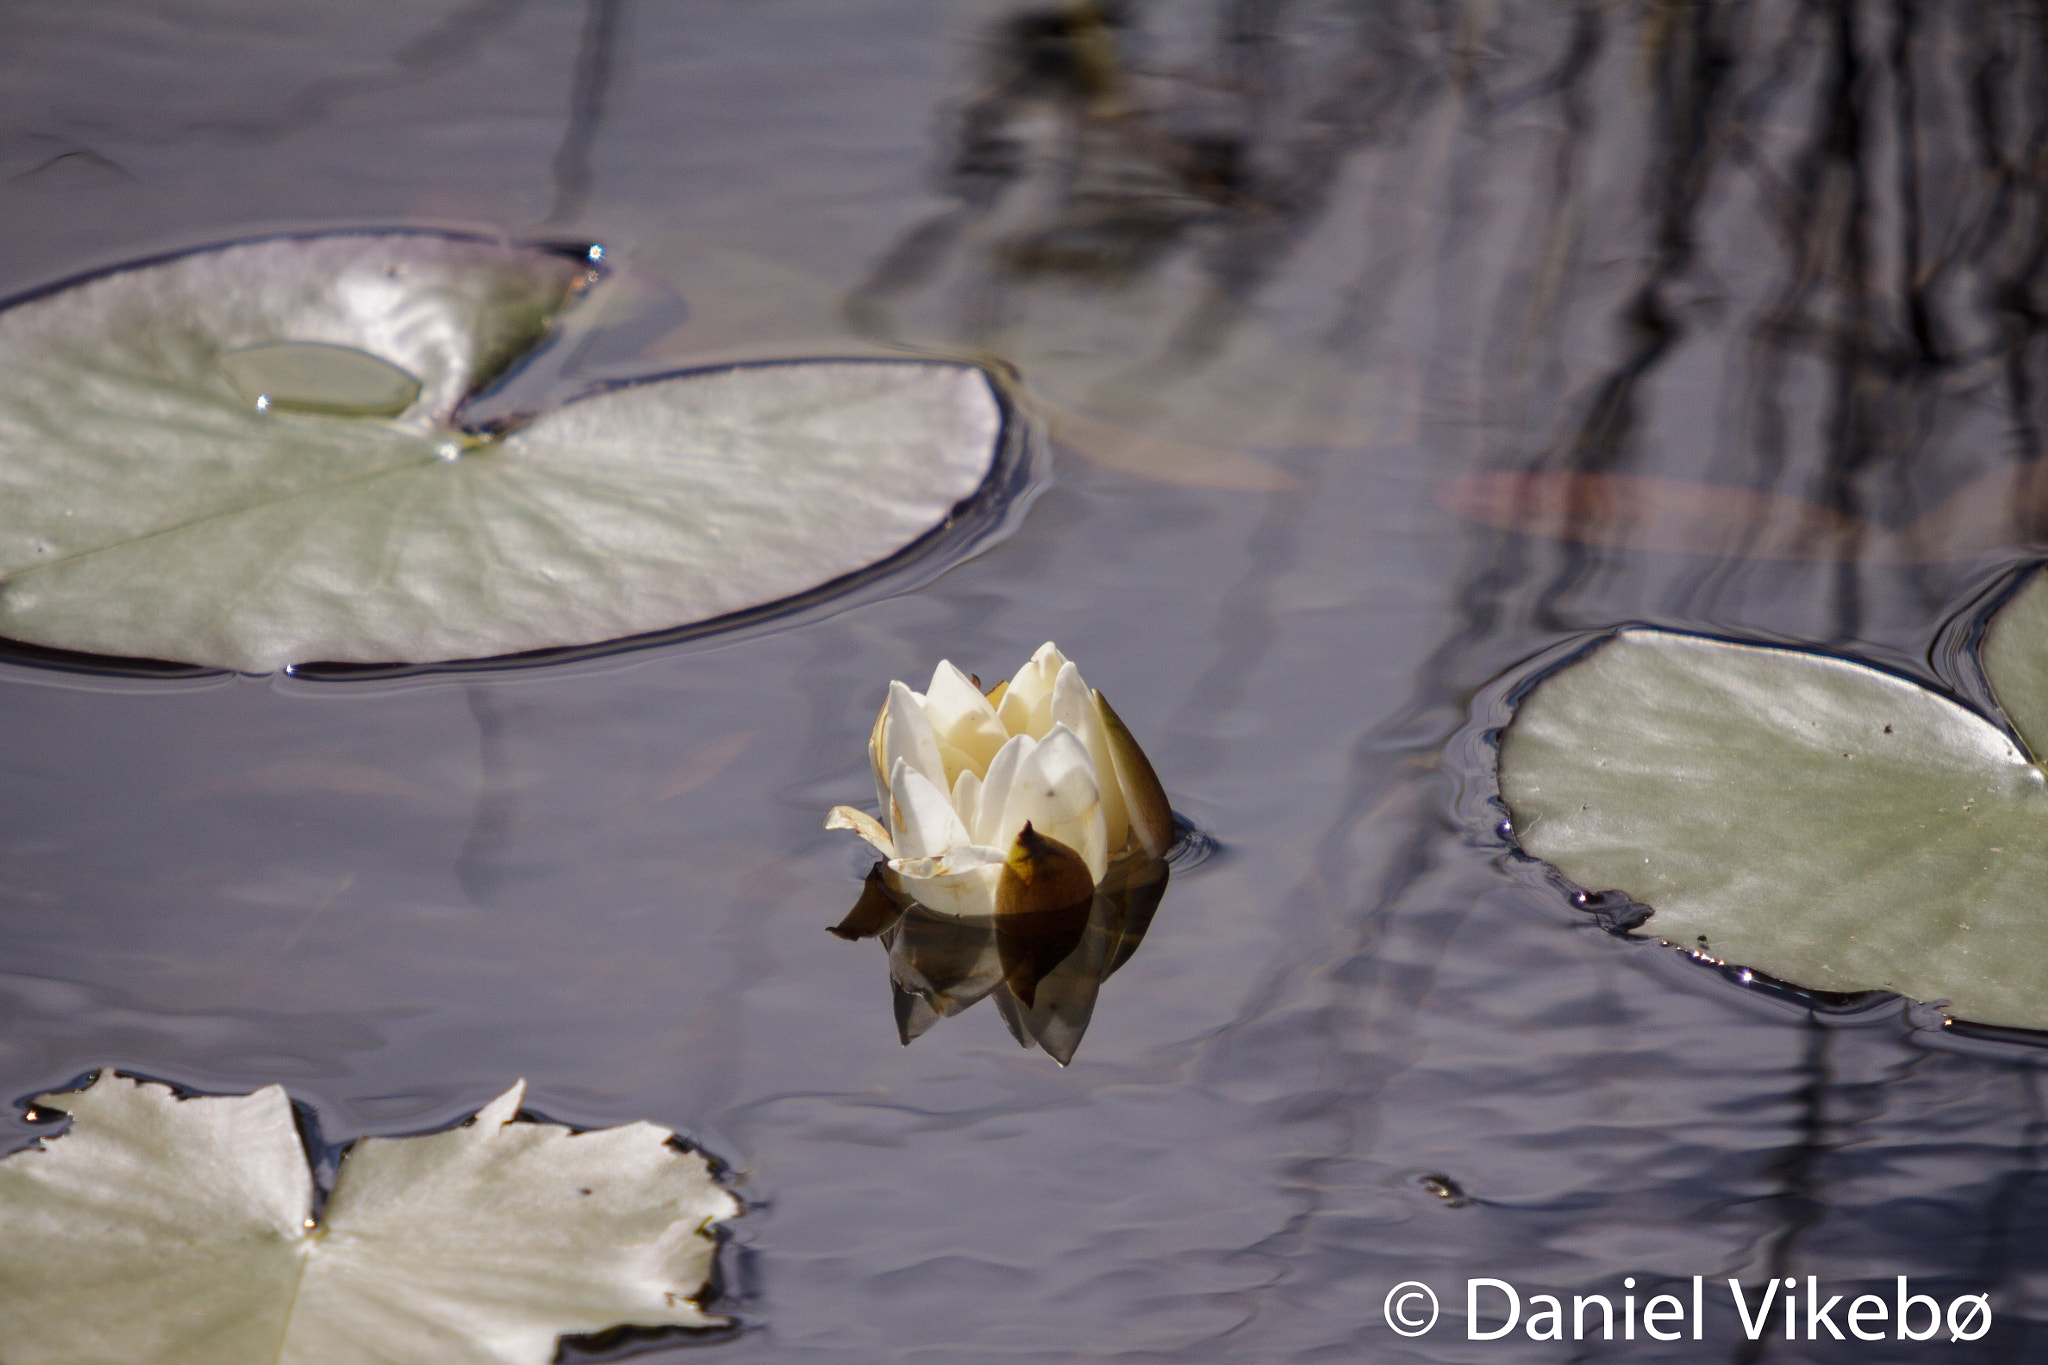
[456,686,519,906]
[1394,0,2048,731]
[546,0,627,225]
[1730,1016,1834,1365]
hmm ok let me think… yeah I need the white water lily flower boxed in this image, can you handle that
[827,642,1172,918]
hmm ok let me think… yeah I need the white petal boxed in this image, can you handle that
[951,769,984,836]
[868,699,891,815]
[891,759,972,862]
[825,804,897,859]
[993,724,1108,883]
[1075,688,1130,856]
[938,741,982,789]
[997,641,1069,740]
[1049,660,1092,734]
[925,660,1010,778]
[889,845,1005,918]
[1095,688,1174,859]
[973,732,1036,846]
[884,681,947,796]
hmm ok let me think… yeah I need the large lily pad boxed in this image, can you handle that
[0,232,1010,672]
[1498,567,2048,1030]
[0,1071,737,1365]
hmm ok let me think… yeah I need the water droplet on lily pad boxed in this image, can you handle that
[218,341,423,417]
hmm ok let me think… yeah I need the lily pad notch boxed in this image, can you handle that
[1493,562,2048,1033]
[0,229,1043,678]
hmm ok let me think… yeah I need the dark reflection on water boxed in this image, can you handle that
[830,847,1171,1066]
[11,1,2048,1361]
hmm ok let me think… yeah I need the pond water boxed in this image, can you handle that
[6,2,2048,1360]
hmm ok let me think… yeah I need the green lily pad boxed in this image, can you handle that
[1498,567,2048,1030]
[0,1071,737,1365]
[0,232,1010,672]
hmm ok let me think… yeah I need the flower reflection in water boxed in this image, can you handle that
[830,846,1169,1068]
[826,643,1175,1064]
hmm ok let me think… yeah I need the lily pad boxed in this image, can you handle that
[0,1071,738,1365]
[1497,567,2048,1029]
[0,231,1012,672]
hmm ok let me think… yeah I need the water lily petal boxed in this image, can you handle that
[994,825,1097,1006]
[1054,663,1129,855]
[825,805,896,859]
[951,769,984,836]
[993,725,1108,882]
[997,642,1069,739]
[1048,660,1091,733]
[890,758,973,862]
[883,681,948,803]
[868,699,891,814]
[972,733,1037,847]
[937,742,983,789]
[925,660,1010,778]
[1096,688,1173,859]
[890,845,1005,918]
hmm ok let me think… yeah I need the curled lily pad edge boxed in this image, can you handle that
[0,226,605,431]
[0,227,1050,687]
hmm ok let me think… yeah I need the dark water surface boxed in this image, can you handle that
[7,3,2048,1360]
